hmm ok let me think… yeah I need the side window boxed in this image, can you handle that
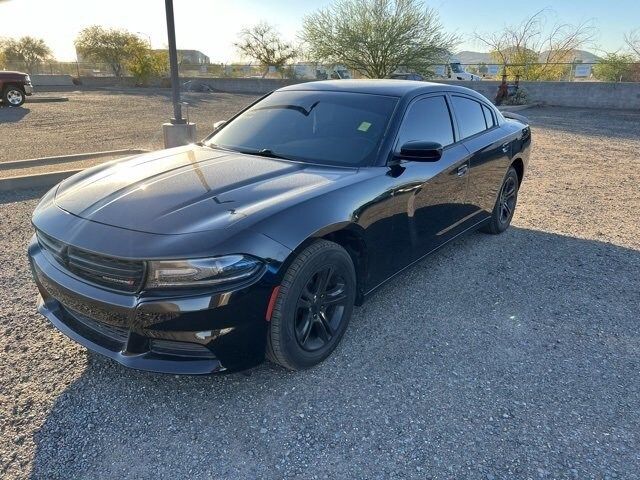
[451,96,487,139]
[396,96,455,148]
[482,104,495,128]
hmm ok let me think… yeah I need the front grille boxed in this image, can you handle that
[37,231,145,292]
[66,307,130,344]
[150,339,216,359]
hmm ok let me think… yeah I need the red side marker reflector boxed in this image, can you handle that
[265,285,281,321]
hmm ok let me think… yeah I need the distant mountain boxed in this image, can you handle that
[454,51,492,64]
[541,49,602,63]
[454,49,602,64]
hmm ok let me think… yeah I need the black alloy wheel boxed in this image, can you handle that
[267,240,356,370]
[294,265,348,352]
[499,174,518,225]
[482,166,519,234]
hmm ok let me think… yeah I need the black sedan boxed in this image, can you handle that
[28,80,531,374]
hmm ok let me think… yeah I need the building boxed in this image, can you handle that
[154,49,210,65]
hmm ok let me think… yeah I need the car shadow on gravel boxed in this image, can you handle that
[29,227,640,479]
[0,106,30,123]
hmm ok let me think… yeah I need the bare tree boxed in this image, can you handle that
[234,23,298,78]
[474,9,595,80]
[625,29,640,58]
[301,0,457,79]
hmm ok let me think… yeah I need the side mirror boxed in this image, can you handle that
[213,120,227,130]
[398,141,443,161]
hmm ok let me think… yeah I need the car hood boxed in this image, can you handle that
[54,145,356,235]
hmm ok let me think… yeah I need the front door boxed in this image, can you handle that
[390,94,472,265]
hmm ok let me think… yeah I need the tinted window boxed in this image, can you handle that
[396,96,454,148]
[206,91,398,167]
[482,104,495,128]
[452,96,487,139]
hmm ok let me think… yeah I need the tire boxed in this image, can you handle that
[481,166,519,234]
[3,85,25,107]
[266,240,356,371]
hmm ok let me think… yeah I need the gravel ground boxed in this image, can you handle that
[0,89,258,162]
[1,105,639,479]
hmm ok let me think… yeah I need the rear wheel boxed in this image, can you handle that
[481,166,519,234]
[3,86,25,107]
[267,240,356,370]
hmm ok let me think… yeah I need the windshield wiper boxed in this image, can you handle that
[200,143,295,161]
[253,149,291,160]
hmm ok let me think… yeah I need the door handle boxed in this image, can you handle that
[457,164,469,177]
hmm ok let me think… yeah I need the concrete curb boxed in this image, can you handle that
[0,169,82,192]
[0,149,149,170]
[26,97,69,103]
[497,104,540,112]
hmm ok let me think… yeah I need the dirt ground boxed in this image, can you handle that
[0,89,259,161]
[1,97,639,479]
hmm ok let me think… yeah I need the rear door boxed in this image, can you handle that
[449,95,513,219]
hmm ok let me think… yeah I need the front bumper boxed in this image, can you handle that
[24,84,33,95]
[28,237,274,374]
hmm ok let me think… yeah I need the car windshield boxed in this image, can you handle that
[205,90,398,167]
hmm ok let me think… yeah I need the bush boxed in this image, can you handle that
[505,88,528,106]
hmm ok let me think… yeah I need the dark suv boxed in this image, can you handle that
[0,71,33,107]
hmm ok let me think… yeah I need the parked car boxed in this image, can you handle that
[0,71,33,107]
[390,72,424,81]
[28,80,531,374]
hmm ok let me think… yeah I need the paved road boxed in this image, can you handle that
[1,106,639,479]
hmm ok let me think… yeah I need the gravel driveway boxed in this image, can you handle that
[1,105,639,479]
[0,89,258,162]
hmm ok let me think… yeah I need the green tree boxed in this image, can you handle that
[234,22,298,78]
[127,49,168,86]
[301,0,457,79]
[2,36,52,73]
[593,53,636,82]
[75,26,147,77]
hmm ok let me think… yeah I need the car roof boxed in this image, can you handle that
[277,79,483,99]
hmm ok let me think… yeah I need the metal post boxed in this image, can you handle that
[165,0,184,124]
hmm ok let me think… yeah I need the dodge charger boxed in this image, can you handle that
[28,80,531,374]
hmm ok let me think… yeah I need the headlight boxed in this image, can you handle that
[25,74,31,83]
[145,255,263,289]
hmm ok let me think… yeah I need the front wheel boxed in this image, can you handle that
[267,240,356,370]
[3,86,25,107]
[481,166,519,234]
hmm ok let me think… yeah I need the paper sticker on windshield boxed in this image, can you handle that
[357,121,372,132]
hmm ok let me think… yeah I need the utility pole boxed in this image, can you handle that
[162,0,196,147]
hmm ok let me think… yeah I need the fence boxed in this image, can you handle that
[4,60,640,83]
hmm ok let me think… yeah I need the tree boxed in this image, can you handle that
[75,26,147,77]
[234,22,298,78]
[474,9,595,80]
[625,29,640,58]
[301,0,456,79]
[127,50,168,86]
[2,36,52,73]
[593,53,638,82]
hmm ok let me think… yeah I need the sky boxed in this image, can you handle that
[0,0,637,62]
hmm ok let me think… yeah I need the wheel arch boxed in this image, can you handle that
[279,222,369,306]
[3,82,24,93]
[511,157,525,186]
